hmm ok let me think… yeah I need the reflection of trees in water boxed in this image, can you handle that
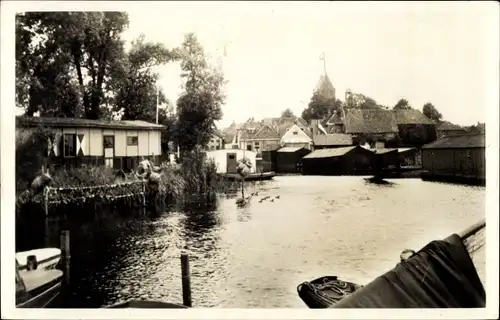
[181,196,219,238]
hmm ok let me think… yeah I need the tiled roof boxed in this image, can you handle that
[344,109,398,134]
[313,133,353,146]
[303,146,358,159]
[422,133,485,149]
[252,123,280,139]
[394,109,434,125]
[436,121,465,131]
[16,116,166,130]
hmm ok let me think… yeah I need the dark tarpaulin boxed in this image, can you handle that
[331,234,485,308]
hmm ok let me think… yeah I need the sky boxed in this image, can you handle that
[12,1,498,128]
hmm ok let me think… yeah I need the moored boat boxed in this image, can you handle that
[221,171,276,181]
[16,248,64,308]
[298,219,486,308]
[106,299,188,308]
[297,276,363,308]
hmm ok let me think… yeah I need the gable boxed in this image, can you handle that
[253,124,280,140]
[280,124,312,143]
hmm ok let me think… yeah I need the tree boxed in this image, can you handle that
[393,98,412,110]
[345,92,381,110]
[112,34,178,122]
[301,91,342,123]
[422,102,442,123]
[176,33,226,152]
[281,108,295,118]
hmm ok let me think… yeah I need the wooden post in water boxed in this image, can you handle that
[60,230,71,287]
[180,252,192,307]
[43,187,49,217]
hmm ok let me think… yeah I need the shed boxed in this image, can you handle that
[301,145,374,175]
[276,147,311,173]
[370,148,400,174]
[421,133,485,181]
[16,116,165,171]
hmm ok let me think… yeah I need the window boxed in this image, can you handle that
[64,134,76,157]
[103,136,114,148]
[127,136,138,146]
[293,131,298,135]
[254,141,260,146]
[247,145,252,151]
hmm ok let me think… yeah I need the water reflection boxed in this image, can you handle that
[16,176,485,308]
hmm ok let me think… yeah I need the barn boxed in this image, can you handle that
[421,133,485,184]
[301,145,374,175]
[16,116,165,171]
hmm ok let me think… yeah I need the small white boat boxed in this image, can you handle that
[16,248,64,308]
[16,248,61,271]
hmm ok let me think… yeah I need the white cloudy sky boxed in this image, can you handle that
[11,1,498,128]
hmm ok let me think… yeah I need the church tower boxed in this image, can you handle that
[314,53,336,100]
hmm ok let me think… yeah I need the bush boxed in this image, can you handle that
[16,126,54,192]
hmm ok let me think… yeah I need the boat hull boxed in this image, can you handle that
[16,248,61,271]
[106,300,188,308]
[297,276,363,308]
[221,172,276,181]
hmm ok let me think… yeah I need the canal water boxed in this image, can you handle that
[17,176,486,308]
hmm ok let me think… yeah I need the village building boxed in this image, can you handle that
[312,134,353,150]
[205,149,258,174]
[280,124,313,149]
[276,147,311,174]
[421,133,485,184]
[16,116,165,171]
[206,130,224,150]
[394,109,437,146]
[436,121,467,139]
[301,145,374,175]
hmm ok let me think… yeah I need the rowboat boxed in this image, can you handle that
[220,171,276,181]
[16,248,64,308]
[298,219,486,308]
[106,300,188,308]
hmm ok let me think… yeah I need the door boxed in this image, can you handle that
[103,135,115,168]
[226,153,237,173]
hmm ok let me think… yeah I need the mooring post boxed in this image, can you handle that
[43,187,49,217]
[180,252,192,307]
[60,230,71,287]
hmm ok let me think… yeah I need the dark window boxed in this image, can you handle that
[127,136,138,146]
[254,141,260,146]
[293,131,298,135]
[103,136,114,148]
[64,134,76,157]
[229,154,235,160]
[247,145,252,151]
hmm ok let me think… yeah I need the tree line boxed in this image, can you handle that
[300,90,444,124]
[16,12,225,152]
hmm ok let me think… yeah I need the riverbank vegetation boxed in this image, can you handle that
[15,12,230,212]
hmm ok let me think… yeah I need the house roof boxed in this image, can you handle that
[277,147,304,153]
[344,109,398,134]
[422,133,485,149]
[253,123,280,139]
[326,112,343,125]
[303,146,358,159]
[394,109,434,125]
[16,116,166,130]
[436,121,465,131]
[370,148,398,154]
[313,133,353,146]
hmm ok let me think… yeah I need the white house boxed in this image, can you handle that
[280,124,312,149]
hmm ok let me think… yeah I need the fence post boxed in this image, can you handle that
[43,187,50,216]
[180,252,192,307]
[60,230,71,287]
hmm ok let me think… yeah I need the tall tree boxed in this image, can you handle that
[112,34,178,122]
[301,91,342,123]
[176,33,226,151]
[422,102,442,122]
[393,98,412,110]
[16,12,130,119]
[281,108,295,118]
